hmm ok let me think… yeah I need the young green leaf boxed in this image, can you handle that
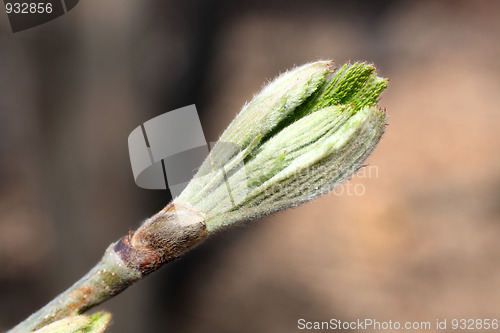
[175,60,388,231]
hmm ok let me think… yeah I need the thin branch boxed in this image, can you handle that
[9,203,207,332]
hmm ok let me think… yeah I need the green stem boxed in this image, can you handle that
[9,203,207,333]
[9,243,140,333]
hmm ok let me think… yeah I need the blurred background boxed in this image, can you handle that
[1,0,500,332]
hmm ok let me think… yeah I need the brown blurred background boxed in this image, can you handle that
[1,0,500,332]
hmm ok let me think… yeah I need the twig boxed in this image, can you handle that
[9,203,207,332]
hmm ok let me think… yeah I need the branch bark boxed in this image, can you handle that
[9,203,207,333]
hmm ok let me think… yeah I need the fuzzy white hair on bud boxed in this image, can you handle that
[175,60,388,231]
